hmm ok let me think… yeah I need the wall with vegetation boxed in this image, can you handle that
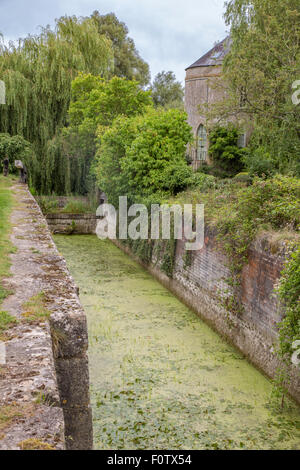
[44,208,299,402]
[0,186,93,450]
[113,232,300,404]
[46,213,98,235]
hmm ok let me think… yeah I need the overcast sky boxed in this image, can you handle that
[0,0,228,83]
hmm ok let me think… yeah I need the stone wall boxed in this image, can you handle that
[0,185,93,450]
[45,213,300,403]
[46,213,98,235]
[113,231,300,404]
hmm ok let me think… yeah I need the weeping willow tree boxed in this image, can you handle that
[0,15,114,193]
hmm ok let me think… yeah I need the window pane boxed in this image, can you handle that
[197,125,207,161]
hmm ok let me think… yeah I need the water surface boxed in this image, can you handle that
[55,235,300,450]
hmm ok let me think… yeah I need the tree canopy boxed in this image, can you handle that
[151,71,184,109]
[0,15,114,193]
[0,12,152,194]
[205,0,300,176]
[91,11,151,87]
[96,108,193,206]
[56,74,153,196]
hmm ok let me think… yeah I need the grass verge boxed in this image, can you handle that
[21,292,51,324]
[0,310,17,341]
[0,176,15,305]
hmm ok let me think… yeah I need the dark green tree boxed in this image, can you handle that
[91,11,151,87]
[59,74,153,195]
[208,125,246,176]
[96,108,193,206]
[204,0,300,176]
[151,71,184,109]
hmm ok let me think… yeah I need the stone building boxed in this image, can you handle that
[185,37,247,170]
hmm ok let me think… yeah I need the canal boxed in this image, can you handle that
[54,235,300,450]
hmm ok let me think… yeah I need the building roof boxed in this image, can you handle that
[186,37,231,70]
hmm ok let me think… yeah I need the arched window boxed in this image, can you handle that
[196,124,207,161]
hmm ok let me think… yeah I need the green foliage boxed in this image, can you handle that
[69,74,152,131]
[0,133,37,187]
[91,11,150,87]
[208,125,246,176]
[213,176,300,272]
[0,176,14,304]
[151,71,184,109]
[276,244,300,360]
[173,175,300,314]
[44,135,71,196]
[58,74,153,196]
[160,237,177,278]
[0,12,152,195]
[96,115,140,207]
[128,238,154,265]
[62,201,91,214]
[37,196,93,214]
[0,311,17,336]
[183,250,193,270]
[120,109,193,199]
[97,108,193,206]
[0,15,114,194]
[37,197,59,215]
[190,172,216,191]
[243,145,277,178]
[213,0,300,175]
[66,220,77,235]
[233,172,252,184]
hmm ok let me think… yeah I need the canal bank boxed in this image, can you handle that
[54,235,300,450]
[0,184,92,450]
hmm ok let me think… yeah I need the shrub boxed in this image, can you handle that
[233,172,252,184]
[208,125,246,176]
[276,245,300,361]
[243,146,277,177]
[172,175,300,315]
[62,200,91,214]
[121,109,193,199]
[37,197,59,214]
[191,172,216,191]
[97,108,193,206]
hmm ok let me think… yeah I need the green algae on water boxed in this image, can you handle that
[54,235,300,450]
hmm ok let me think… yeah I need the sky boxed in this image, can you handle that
[0,0,228,84]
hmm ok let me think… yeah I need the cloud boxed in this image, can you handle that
[0,0,227,83]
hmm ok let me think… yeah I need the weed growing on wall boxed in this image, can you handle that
[0,176,15,305]
[172,175,300,316]
[276,244,300,362]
